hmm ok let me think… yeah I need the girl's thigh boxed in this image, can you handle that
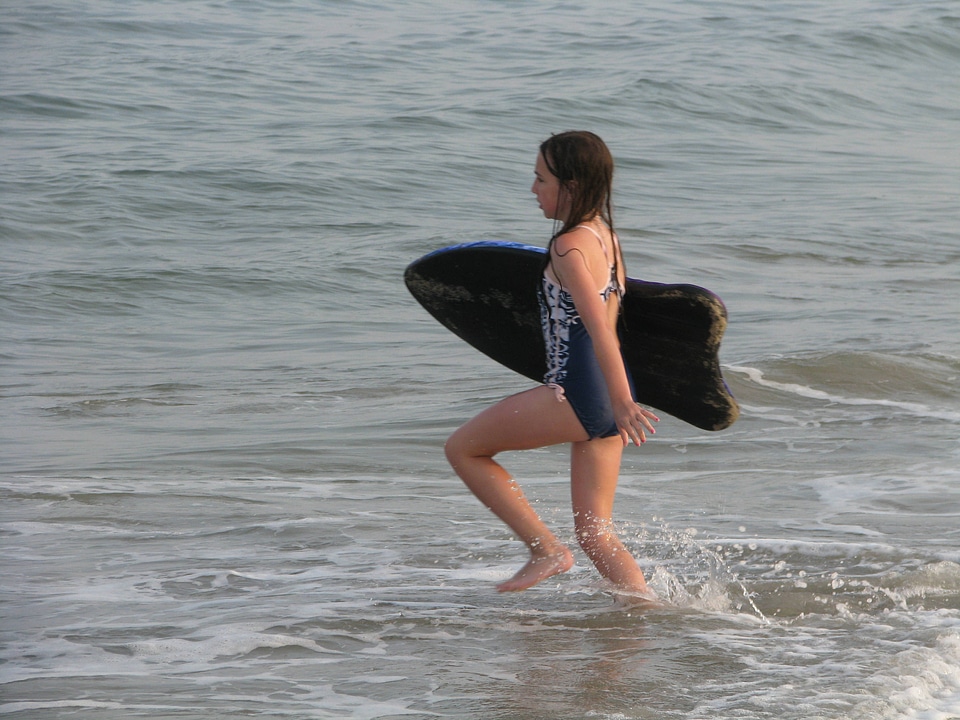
[450,385,589,456]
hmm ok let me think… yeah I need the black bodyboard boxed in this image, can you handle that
[404,241,738,431]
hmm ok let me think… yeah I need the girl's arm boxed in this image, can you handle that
[550,232,659,446]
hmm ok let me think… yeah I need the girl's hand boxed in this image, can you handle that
[617,402,659,447]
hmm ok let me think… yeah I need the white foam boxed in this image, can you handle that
[887,627,960,719]
[728,364,960,422]
[0,700,126,714]
[128,626,340,663]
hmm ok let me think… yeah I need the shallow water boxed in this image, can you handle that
[2,1,960,718]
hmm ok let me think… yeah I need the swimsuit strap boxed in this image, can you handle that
[574,223,611,261]
[574,223,624,299]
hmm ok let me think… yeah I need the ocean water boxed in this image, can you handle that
[2,1,959,718]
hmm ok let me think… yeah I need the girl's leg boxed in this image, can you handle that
[570,437,652,596]
[445,385,588,592]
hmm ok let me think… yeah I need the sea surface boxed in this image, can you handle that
[2,1,959,718]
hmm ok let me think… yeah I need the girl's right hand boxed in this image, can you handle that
[617,402,659,446]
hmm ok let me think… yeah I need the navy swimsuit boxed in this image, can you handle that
[538,226,635,439]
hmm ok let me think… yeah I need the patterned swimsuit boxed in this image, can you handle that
[538,225,634,439]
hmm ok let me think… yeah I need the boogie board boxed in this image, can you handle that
[404,241,739,431]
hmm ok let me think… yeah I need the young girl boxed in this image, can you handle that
[444,131,660,598]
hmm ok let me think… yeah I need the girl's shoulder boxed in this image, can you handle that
[551,224,609,259]
[551,225,616,258]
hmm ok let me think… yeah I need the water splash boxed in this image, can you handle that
[628,521,768,621]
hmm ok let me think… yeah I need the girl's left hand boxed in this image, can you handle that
[618,403,659,446]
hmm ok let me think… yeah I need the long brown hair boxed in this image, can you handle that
[539,131,622,281]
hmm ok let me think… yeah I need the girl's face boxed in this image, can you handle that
[531,152,565,221]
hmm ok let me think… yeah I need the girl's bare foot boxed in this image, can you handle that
[496,546,574,592]
[611,585,661,608]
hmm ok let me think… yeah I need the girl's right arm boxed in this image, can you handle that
[549,232,659,445]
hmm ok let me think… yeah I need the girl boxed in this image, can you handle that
[444,131,659,598]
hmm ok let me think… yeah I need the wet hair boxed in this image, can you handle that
[539,131,622,283]
[540,130,615,238]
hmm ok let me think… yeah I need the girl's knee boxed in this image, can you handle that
[444,427,484,467]
[443,431,463,466]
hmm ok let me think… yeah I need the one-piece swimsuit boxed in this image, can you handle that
[538,225,635,439]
